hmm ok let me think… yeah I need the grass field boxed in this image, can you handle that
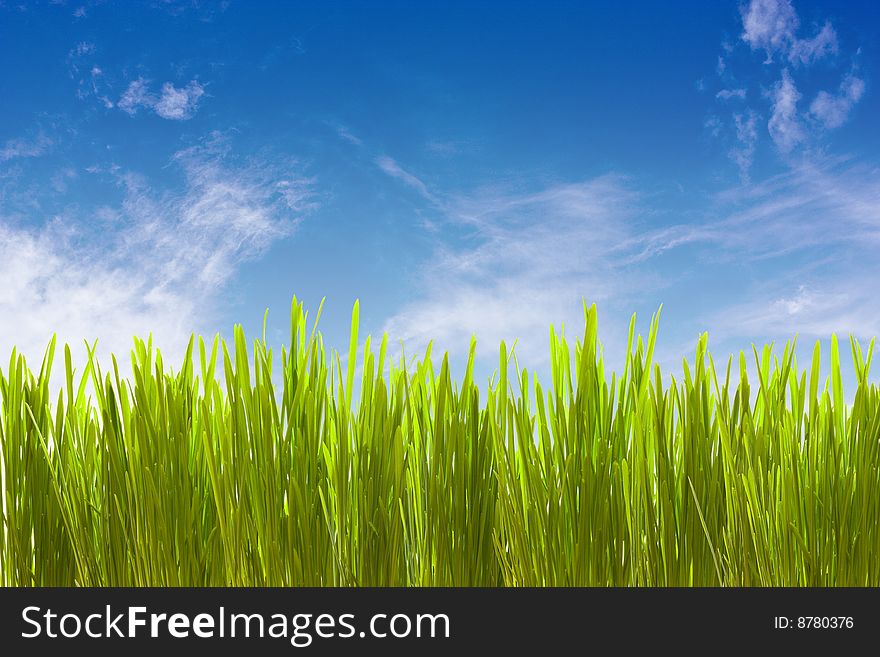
[1,297,878,586]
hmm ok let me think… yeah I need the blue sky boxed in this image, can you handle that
[1,0,878,387]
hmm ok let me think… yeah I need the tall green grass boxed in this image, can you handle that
[1,297,878,586]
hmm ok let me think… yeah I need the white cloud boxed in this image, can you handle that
[67,42,115,107]
[68,41,95,58]
[0,220,197,371]
[0,138,314,370]
[334,125,363,146]
[773,285,813,315]
[375,153,880,385]
[375,155,438,203]
[601,159,880,280]
[767,69,804,153]
[618,160,880,390]
[788,22,838,65]
[730,110,759,181]
[740,0,837,65]
[154,81,205,120]
[700,159,880,256]
[810,74,865,129]
[711,1,856,175]
[117,78,206,120]
[0,133,52,162]
[741,0,799,61]
[383,176,644,366]
[50,167,78,193]
[710,285,879,348]
[117,78,152,115]
[94,206,120,223]
[704,115,723,138]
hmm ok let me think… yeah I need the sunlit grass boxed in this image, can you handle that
[1,297,878,586]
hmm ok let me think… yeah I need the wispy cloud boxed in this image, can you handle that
[623,158,880,382]
[741,0,799,62]
[637,158,880,355]
[0,133,52,162]
[636,159,879,259]
[704,115,722,138]
[117,78,151,114]
[374,144,880,380]
[767,69,804,153]
[810,74,866,130]
[730,110,759,182]
[118,78,206,120]
[788,22,838,65]
[716,88,747,101]
[710,0,861,177]
[709,285,880,352]
[66,40,115,107]
[740,0,837,65]
[154,81,206,119]
[68,41,95,59]
[50,167,78,193]
[384,176,646,365]
[0,136,314,367]
[334,125,363,146]
[375,155,438,204]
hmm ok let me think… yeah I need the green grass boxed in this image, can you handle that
[1,297,878,586]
